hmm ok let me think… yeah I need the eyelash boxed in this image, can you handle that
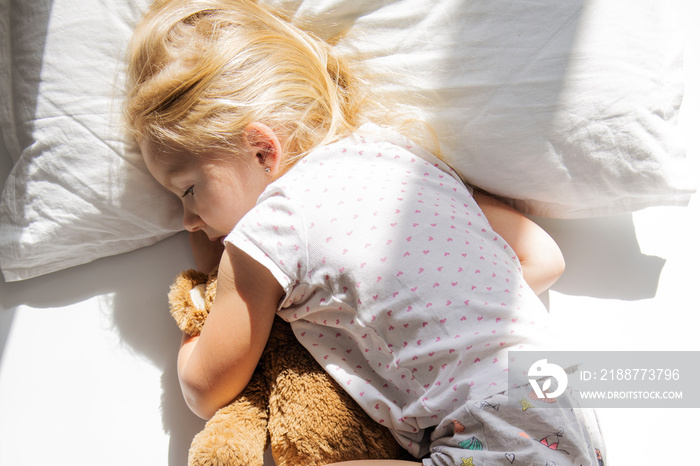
[182,186,194,198]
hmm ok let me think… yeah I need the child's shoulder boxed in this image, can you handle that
[292,123,463,186]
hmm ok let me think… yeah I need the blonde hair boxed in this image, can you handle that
[125,0,438,170]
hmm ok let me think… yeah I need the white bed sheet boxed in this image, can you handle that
[1,6,698,466]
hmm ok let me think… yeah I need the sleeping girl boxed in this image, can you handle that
[125,0,606,464]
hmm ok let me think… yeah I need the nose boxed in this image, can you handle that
[183,208,204,233]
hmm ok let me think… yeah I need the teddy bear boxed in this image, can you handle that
[168,269,409,466]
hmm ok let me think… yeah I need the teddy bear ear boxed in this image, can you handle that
[169,270,208,304]
[168,269,210,335]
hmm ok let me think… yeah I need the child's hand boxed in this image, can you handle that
[189,230,225,274]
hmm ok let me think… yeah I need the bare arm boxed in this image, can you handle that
[473,191,565,295]
[178,244,284,419]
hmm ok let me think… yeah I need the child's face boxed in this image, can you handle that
[141,140,271,243]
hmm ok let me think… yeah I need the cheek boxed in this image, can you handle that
[205,172,265,229]
[213,194,248,227]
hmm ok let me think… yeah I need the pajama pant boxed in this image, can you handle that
[422,385,606,466]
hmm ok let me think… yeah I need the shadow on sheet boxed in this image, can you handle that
[0,232,204,466]
[539,215,665,300]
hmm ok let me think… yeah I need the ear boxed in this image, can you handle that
[242,122,283,176]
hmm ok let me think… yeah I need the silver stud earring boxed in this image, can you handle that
[264,167,271,173]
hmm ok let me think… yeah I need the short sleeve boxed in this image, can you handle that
[225,187,308,305]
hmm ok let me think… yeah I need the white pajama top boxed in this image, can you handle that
[226,124,550,456]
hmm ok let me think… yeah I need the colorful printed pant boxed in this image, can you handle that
[422,385,606,466]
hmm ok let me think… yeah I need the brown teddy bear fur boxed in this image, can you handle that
[168,269,409,466]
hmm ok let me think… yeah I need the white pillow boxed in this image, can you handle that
[267,0,694,216]
[0,0,182,282]
[0,0,693,281]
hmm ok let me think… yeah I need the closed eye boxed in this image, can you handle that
[181,186,194,198]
